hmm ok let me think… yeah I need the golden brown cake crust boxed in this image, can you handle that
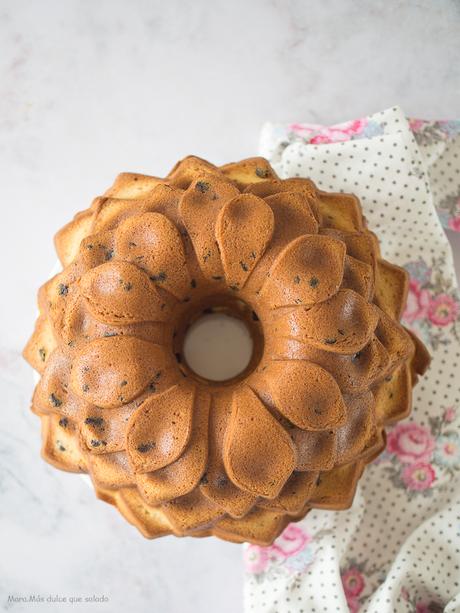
[23,156,430,545]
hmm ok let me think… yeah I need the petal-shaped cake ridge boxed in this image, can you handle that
[166,155,219,189]
[220,157,278,189]
[115,487,174,539]
[161,489,224,535]
[257,470,318,514]
[309,461,364,510]
[90,184,183,237]
[342,255,374,299]
[80,260,172,325]
[244,177,317,205]
[266,360,347,430]
[91,197,145,234]
[244,191,319,294]
[135,390,210,505]
[223,386,296,498]
[212,507,288,546]
[375,308,414,373]
[216,193,274,290]
[406,328,431,379]
[23,315,57,374]
[71,230,116,277]
[179,174,240,280]
[24,156,430,545]
[33,348,87,420]
[275,289,379,354]
[316,191,364,232]
[291,428,336,471]
[91,185,182,235]
[114,212,191,300]
[79,404,134,455]
[260,235,346,308]
[126,383,194,474]
[322,228,378,272]
[374,363,412,425]
[55,209,95,266]
[265,191,319,239]
[104,172,165,199]
[59,297,169,350]
[70,336,176,409]
[335,392,375,466]
[85,451,135,490]
[374,259,409,319]
[272,335,390,396]
[199,391,256,518]
[41,414,87,473]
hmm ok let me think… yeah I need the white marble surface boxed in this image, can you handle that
[1,1,460,612]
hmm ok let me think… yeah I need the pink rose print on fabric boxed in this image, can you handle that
[346,597,361,613]
[428,293,459,326]
[244,524,314,578]
[243,544,271,574]
[342,567,365,597]
[401,462,436,491]
[289,118,368,145]
[415,600,444,613]
[409,118,428,132]
[448,213,460,232]
[341,566,365,612]
[384,406,460,498]
[400,586,443,612]
[403,258,458,350]
[404,278,431,324]
[271,523,312,558]
[387,423,435,464]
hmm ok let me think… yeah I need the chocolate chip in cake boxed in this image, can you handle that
[49,393,62,407]
[137,441,155,453]
[85,416,104,428]
[57,283,68,296]
[255,167,269,178]
[150,272,167,283]
[217,475,228,488]
[195,181,210,193]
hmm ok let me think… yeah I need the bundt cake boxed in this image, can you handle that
[23,156,430,545]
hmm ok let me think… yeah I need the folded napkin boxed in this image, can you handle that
[244,107,460,613]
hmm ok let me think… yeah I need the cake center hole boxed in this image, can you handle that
[183,313,254,382]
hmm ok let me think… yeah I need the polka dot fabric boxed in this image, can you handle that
[244,107,460,613]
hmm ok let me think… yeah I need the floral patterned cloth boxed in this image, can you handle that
[244,107,460,613]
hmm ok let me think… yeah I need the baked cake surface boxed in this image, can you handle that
[23,156,430,545]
